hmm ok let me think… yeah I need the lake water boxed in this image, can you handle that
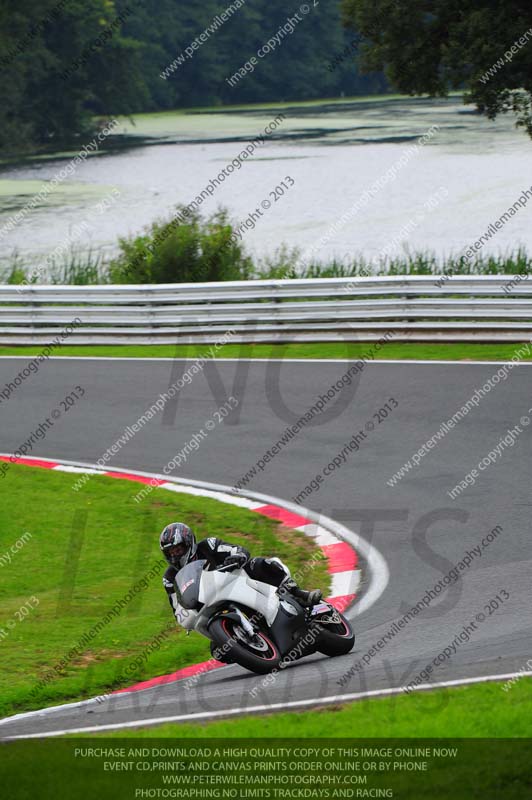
[1,95,531,276]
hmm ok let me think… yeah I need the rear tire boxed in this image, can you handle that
[314,610,355,656]
[208,616,281,675]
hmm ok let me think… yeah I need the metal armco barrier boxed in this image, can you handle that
[1,275,532,344]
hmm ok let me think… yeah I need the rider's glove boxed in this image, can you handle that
[223,553,248,568]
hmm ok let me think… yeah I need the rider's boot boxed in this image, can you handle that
[280,577,322,607]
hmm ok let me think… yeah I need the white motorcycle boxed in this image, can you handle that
[174,559,355,674]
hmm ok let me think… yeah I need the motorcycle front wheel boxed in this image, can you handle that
[313,609,355,656]
[209,616,281,674]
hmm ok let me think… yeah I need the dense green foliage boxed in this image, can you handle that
[108,208,254,283]
[0,0,386,153]
[341,0,532,136]
[0,0,144,151]
[4,1,532,151]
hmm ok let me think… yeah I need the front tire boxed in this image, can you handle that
[208,616,281,675]
[313,610,355,656]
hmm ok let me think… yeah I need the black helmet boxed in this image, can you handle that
[160,522,197,569]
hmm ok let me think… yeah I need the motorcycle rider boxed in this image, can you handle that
[160,522,322,623]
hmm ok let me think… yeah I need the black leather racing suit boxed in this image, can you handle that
[163,536,290,620]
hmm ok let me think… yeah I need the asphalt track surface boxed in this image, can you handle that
[0,356,531,737]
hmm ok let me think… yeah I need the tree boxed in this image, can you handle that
[0,0,144,152]
[341,0,532,138]
[0,0,389,152]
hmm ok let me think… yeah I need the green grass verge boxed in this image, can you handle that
[2,681,526,800]
[94,676,532,739]
[1,342,532,361]
[0,463,329,718]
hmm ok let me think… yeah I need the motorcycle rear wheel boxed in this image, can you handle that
[209,616,281,675]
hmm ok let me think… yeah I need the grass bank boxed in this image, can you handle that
[0,463,328,718]
[2,680,527,799]
[98,677,532,738]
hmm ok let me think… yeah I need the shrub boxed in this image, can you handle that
[109,207,254,284]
